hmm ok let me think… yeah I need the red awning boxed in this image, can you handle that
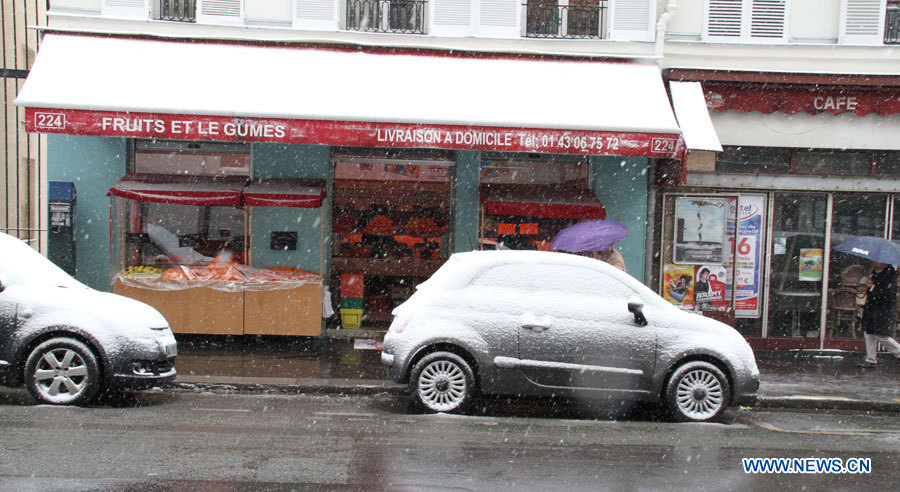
[703,82,900,116]
[243,179,326,208]
[108,174,246,206]
[481,185,606,220]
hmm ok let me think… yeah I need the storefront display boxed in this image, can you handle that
[109,171,327,336]
[331,156,453,325]
[479,156,604,251]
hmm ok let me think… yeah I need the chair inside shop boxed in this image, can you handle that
[840,264,867,287]
[829,287,859,338]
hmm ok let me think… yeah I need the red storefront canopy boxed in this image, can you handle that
[109,175,327,208]
[243,179,326,208]
[17,34,685,159]
[481,185,606,220]
[108,174,246,206]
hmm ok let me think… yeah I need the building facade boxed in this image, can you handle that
[15,0,900,349]
[1,0,46,248]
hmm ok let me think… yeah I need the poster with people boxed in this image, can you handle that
[693,265,728,312]
[674,197,727,264]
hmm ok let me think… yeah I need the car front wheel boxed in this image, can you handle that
[409,351,475,414]
[664,361,730,422]
[24,338,101,406]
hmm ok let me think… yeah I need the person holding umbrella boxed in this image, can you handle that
[834,236,900,367]
[551,220,628,272]
[859,261,900,367]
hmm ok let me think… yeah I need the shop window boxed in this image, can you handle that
[875,151,900,176]
[795,151,871,176]
[133,140,250,176]
[479,153,594,251]
[716,147,792,174]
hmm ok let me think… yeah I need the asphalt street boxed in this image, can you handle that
[0,389,897,491]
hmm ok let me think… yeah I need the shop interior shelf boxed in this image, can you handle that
[331,257,444,277]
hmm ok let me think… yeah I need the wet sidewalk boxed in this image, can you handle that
[171,336,900,412]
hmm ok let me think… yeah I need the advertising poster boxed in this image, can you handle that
[799,248,824,281]
[734,195,765,318]
[674,197,727,264]
[694,265,728,312]
[663,264,696,310]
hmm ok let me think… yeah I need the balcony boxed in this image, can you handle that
[524,1,607,39]
[345,0,426,34]
[887,3,900,44]
[156,0,196,23]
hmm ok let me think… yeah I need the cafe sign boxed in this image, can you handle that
[702,84,900,116]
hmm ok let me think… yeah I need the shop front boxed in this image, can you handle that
[17,33,691,337]
[657,74,900,351]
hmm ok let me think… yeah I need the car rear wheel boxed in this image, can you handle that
[24,338,101,406]
[664,361,730,422]
[409,351,474,414]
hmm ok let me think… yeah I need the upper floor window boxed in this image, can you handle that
[885,0,900,43]
[155,0,197,22]
[524,0,607,39]
[703,0,788,43]
[345,0,427,33]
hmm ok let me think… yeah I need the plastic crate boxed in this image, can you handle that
[339,297,364,309]
[340,308,363,329]
[340,274,364,298]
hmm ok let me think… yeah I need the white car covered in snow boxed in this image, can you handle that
[0,232,177,405]
[382,250,759,422]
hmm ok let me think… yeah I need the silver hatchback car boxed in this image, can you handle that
[382,250,759,422]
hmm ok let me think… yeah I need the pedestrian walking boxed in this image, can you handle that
[859,261,900,367]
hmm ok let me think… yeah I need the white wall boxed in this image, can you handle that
[51,0,101,12]
[790,0,840,42]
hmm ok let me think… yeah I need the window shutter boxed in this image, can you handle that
[102,0,148,19]
[705,0,743,39]
[704,0,788,42]
[476,0,519,37]
[293,0,338,29]
[197,0,243,24]
[749,0,786,40]
[839,0,886,44]
[431,0,475,36]
[608,0,656,41]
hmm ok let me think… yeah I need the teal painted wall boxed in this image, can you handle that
[453,151,481,253]
[592,155,650,282]
[250,144,331,273]
[47,134,127,291]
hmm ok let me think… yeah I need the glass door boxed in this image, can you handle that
[767,193,827,338]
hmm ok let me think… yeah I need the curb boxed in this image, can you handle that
[172,378,900,413]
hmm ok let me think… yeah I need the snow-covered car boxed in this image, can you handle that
[382,250,759,422]
[0,233,177,405]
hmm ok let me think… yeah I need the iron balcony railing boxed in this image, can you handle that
[157,0,196,23]
[346,0,426,34]
[886,4,900,44]
[524,2,606,39]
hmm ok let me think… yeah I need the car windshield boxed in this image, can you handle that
[0,234,86,289]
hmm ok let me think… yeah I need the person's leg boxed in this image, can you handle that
[863,333,879,363]
[875,335,900,358]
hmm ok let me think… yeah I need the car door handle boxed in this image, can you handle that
[522,323,550,332]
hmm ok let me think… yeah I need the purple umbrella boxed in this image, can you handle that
[551,220,628,253]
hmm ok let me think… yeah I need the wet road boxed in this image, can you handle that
[0,388,898,491]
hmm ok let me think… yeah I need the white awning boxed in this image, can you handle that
[16,34,684,158]
[669,81,722,152]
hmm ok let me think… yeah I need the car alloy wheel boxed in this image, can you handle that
[409,351,474,413]
[24,338,101,406]
[664,361,730,422]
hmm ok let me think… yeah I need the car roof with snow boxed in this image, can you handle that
[0,232,85,289]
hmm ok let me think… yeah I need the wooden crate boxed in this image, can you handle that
[113,279,244,335]
[243,283,323,336]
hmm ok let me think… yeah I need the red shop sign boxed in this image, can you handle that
[703,83,900,116]
[25,107,685,158]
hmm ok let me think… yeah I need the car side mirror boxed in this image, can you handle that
[627,296,647,326]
